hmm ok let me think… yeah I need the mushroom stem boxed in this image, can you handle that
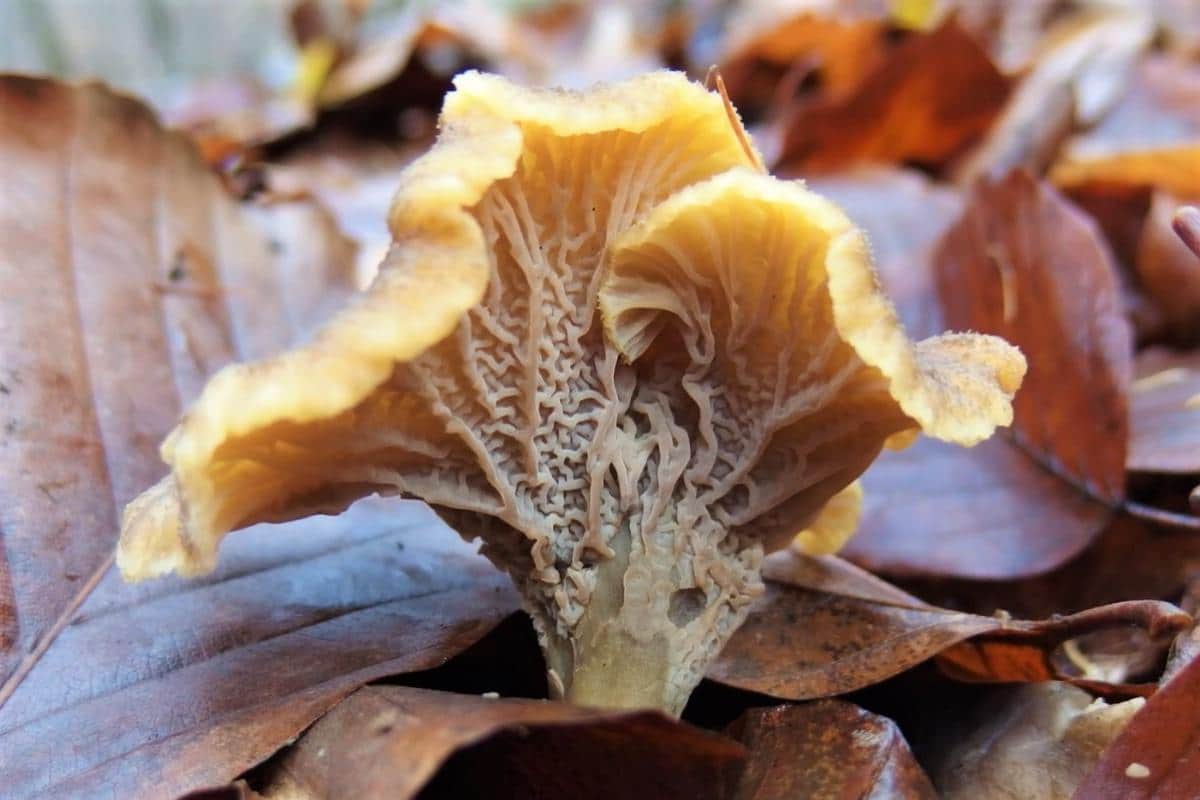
[564,627,685,714]
[528,515,758,717]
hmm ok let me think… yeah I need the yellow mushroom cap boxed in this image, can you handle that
[118,70,1024,588]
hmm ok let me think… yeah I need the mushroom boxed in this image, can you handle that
[119,71,1025,716]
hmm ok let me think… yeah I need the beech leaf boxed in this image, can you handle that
[0,501,519,799]
[939,170,1133,501]
[1136,192,1200,342]
[847,169,1134,579]
[1128,348,1200,474]
[955,7,1153,184]
[847,436,1113,580]
[0,74,355,692]
[709,553,1190,700]
[801,168,962,340]
[776,19,1011,172]
[255,684,746,800]
[0,76,520,798]
[716,12,887,122]
[728,701,937,800]
[930,682,1144,799]
[893,515,1200,624]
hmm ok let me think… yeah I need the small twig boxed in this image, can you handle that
[1123,500,1200,531]
[705,65,767,174]
[0,551,115,710]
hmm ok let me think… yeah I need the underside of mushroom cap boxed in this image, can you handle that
[600,168,1025,550]
[119,70,761,580]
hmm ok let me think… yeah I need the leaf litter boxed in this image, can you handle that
[2,2,1200,798]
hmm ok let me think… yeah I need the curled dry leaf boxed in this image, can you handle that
[1128,348,1200,474]
[848,170,1131,579]
[256,685,746,800]
[727,700,936,800]
[0,501,519,799]
[1073,633,1200,799]
[1175,205,1200,257]
[934,598,1187,696]
[708,552,1189,701]
[1136,192,1200,342]
[117,71,1024,715]
[776,19,1011,173]
[930,682,1143,800]
[0,75,354,691]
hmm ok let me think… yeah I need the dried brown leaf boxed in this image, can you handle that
[316,14,485,109]
[0,74,354,691]
[1175,205,1200,257]
[847,170,1131,579]
[1128,347,1200,474]
[717,13,887,122]
[257,684,746,800]
[894,514,1200,623]
[935,599,1184,696]
[0,501,519,799]
[264,132,430,287]
[776,19,1010,172]
[709,553,1189,701]
[728,701,936,800]
[942,0,1061,72]
[0,3,311,151]
[939,170,1132,501]
[846,436,1113,579]
[0,76,518,798]
[1136,192,1200,342]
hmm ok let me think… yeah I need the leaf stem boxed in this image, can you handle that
[1123,500,1200,531]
